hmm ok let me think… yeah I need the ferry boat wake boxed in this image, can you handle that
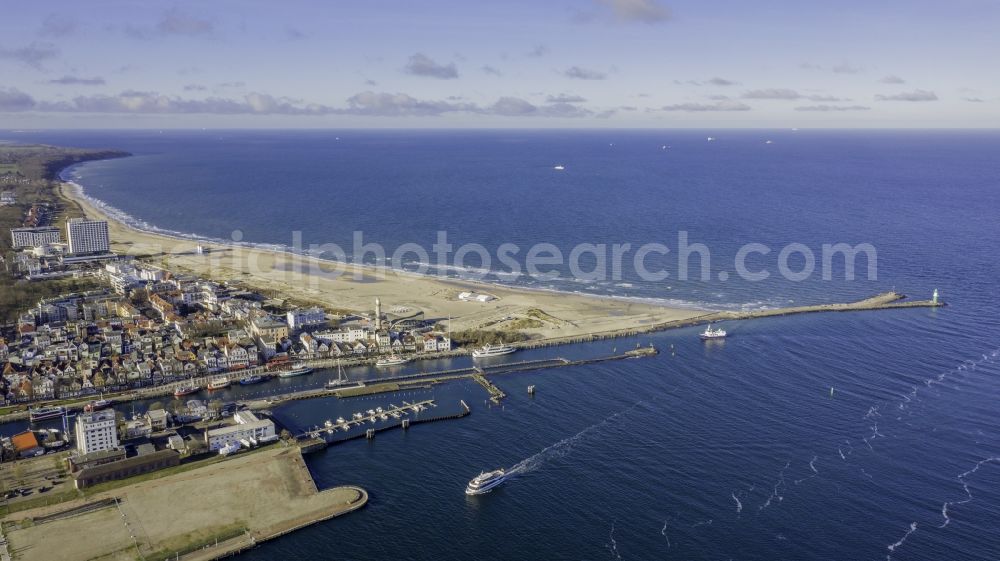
[467,403,643,496]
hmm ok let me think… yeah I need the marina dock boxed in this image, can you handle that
[298,399,471,453]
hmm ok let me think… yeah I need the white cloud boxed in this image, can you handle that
[565,66,607,80]
[875,90,938,101]
[661,100,751,111]
[404,53,459,79]
[794,105,871,112]
[596,0,670,24]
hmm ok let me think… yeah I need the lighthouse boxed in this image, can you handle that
[375,297,382,324]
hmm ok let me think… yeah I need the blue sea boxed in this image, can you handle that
[4,129,1000,560]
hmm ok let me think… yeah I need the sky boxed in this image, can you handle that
[0,0,998,128]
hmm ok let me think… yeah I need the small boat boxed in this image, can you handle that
[173,385,200,397]
[700,324,727,340]
[553,165,565,171]
[29,406,65,422]
[325,360,350,389]
[207,377,231,390]
[83,398,113,412]
[366,409,376,416]
[472,342,517,358]
[375,355,408,367]
[466,468,507,495]
[336,416,346,424]
[279,363,313,378]
[375,407,384,414]
[238,374,267,385]
[380,413,389,421]
[352,412,364,420]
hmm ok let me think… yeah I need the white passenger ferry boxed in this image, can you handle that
[465,468,508,495]
[471,342,517,358]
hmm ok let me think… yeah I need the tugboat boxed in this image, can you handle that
[83,397,113,412]
[699,324,727,340]
[173,385,200,398]
[279,363,313,378]
[472,342,517,358]
[465,468,508,495]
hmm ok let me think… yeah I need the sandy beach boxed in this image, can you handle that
[58,182,707,339]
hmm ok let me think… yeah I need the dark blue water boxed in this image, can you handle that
[3,129,999,560]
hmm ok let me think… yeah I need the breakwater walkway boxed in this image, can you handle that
[245,347,658,411]
[512,291,942,349]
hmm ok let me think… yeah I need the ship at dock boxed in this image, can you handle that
[173,385,200,397]
[28,406,65,422]
[375,355,408,367]
[279,363,313,378]
[238,374,267,385]
[207,376,231,390]
[83,398,113,412]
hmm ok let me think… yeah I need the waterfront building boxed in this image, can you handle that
[74,409,119,455]
[10,226,61,249]
[66,218,110,255]
[287,307,326,331]
[204,414,275,451]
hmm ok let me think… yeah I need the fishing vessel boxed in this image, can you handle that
[279,363,313,378]
[238,374,267,385]
[472,342,517,358]
[375,355,408,367]
[83,398,113,412]
[28,406,65,422]
[173,385,200,397]
[465,468,508,495]
[699,325,727,340]
[207,376,231,390]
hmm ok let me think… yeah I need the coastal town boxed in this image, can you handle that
[0,144,945,561]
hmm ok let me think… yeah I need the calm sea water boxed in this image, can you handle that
[4,129,1000,560]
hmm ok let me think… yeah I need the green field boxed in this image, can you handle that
[0,163,18,174]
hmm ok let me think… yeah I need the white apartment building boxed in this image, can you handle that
[66,218,110,255]
[205,414,275,451]
[11,227,61,249]
[287,307,326,331]
[74,409,119,455]
[316,326,370,344]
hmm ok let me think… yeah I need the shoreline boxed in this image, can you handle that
[56,175,712,340]
[59,164,723,312]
